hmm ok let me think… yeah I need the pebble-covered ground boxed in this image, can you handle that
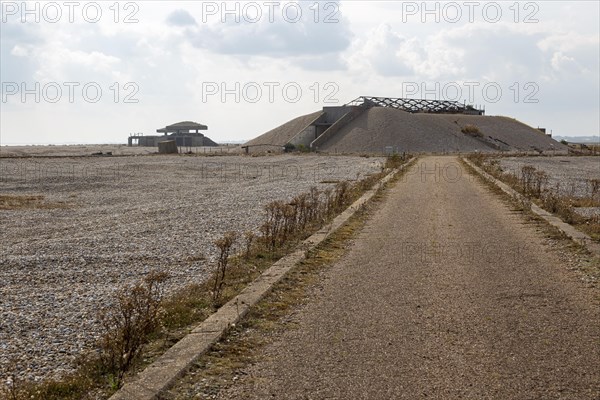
[497,156,600,198]
[0,154,383,382]
[0,144,242,157]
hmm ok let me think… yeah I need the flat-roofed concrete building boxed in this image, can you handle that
[128,121,218,147]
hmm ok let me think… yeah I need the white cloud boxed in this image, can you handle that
[538,32,599,53]
[551,52,580,74]
[354,24,416,77]
[347,22,543,81]
[10,45,30,57]
[32,45,122,83]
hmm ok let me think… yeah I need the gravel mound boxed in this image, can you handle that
[318,107,566,154]
[246,106,567,154]
[318,108,488,153]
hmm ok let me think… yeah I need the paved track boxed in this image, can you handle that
[218,156,600,399]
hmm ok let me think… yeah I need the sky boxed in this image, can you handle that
[0,0,598,145]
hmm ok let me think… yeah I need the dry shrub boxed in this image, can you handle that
[97,270,169,388]
[589,179,600,201]
[520,165,537,195]
[324,181,350,216]
[385,153,407,169]
[468,153,486,166]
[258,181,361,255]
[292,193,310,231]
[333,181,350,211]
[473,157,595,230]
[260,201,286,254]
[542,192,579,224]
[282,203,298,242]
[462,124,483,137]
[542,191,561,214]
[533,170,549,197]
[242,231,256,259]
[212,231,238,305]
[307,187,321,222]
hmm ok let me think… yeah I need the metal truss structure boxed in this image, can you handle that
[346,96,484,115]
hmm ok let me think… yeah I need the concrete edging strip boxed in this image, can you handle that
[109,158,416,400]
[463,158,600,256]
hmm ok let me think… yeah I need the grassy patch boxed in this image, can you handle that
[578,220,600,242]
[0,194,70,210]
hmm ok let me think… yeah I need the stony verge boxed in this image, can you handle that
[0,154,383,382]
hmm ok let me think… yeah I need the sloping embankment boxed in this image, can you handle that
[244,111,322,149]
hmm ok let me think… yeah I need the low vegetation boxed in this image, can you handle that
[384,153,407,169]
[283,143,311,153]
[468,154,600,241]
[97,270,169,389]
[212,231,238,306]
[461,124,483,138]
[0,194,69,210]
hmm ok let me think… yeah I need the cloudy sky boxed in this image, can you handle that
[1,1,598,144]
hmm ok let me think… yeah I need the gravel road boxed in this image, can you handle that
[215,156,600,399]
[0,154,383,382]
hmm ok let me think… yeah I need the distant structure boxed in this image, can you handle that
[243,95,567,155]
[128,121,218,147]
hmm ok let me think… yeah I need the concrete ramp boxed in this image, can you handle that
[311,106,369,150]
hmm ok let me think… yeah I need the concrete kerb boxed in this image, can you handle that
[109,158,416,400]
[463,158,600,256]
